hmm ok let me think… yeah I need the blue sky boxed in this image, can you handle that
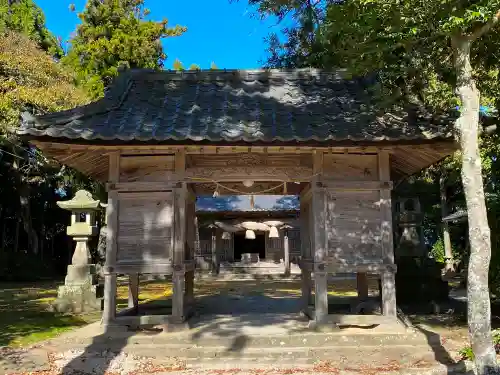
[36,0,290,69]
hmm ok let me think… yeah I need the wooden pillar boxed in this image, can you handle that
[128,273,139,313]
[312,151,328,323]
[312,183,328,324]
[184,189,196,309]
[172,268,185,321]
[378,151,397,318]
[212,230,218,274]
[300,191,312,311]
[382,269,397,317]
[356,272,369,301]
[103,152,119,326]
[172,150,187,323]
[301,268,312,308]
[185,270,194,305]
[209,225,218,274]
[284,228,290,276]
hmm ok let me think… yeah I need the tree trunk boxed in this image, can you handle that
[452,35,497,374]
[439,170,454,271]
[14,219,20,253]
[12,159,39,255]
[18,186,39,255]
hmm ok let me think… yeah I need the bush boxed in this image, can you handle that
[430,237,446,263]
[459,330,500,361]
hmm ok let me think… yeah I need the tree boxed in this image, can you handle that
[173,58,185,71]
[0,0,63,57]
[210,61,218,70]
[63,0,186,98]
[0,32,88,133]
[188,63,201,70]
[0,31,89,257]
[249,0,500,373]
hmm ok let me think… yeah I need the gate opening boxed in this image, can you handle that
[233,232,266,261]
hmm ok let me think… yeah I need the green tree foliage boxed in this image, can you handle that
[173,58,185,71]
[0,0,63,57]
[250,1,500,372]
[63,0,186,98]
[0,31,88,132]
[0,31,90,273]
[172,60,218,71]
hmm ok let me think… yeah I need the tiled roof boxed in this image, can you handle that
[18,69,454,143]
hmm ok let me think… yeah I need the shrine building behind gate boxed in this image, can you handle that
[18,69,457,329]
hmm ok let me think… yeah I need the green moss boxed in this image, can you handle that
[0,282,100,347]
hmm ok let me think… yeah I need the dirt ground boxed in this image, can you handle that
[0,278,480,375]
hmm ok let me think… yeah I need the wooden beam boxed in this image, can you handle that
[312,150,324,175]
[185,166,313,182]
[320,180,393,190]
[104,263,174,274]
[327,262,396,274]
[108,152,120,182]
[32,142,400,155]
[107,181,180,192]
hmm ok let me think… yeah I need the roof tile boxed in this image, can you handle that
[18,69,454,143]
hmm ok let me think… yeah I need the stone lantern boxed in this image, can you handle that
[394,197,425,258]
[393,196,449,305]
[52,190,102,313]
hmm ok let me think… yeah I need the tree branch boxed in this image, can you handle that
[470,9,500,41]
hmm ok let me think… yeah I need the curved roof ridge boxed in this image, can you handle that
[123,67,350,81]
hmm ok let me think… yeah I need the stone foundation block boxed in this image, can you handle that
[52,280,103,313]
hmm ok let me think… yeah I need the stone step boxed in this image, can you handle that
[64,345,445,372]
[146,365,473,375]
[56,331,435,351]
[54,332,439,355]
[124,343,437,358]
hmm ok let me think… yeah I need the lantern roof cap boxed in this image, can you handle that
[57,190,100,211]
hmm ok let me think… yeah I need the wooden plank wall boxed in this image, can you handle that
[107,154,179,274]
[107,151,391,273]
[116,191,174,266]
[119,155,175,182]
[323,154,379,180]
[321,153,387,270]
[288,228,301,259]
[266,232,284,262]
[324,190,382,266]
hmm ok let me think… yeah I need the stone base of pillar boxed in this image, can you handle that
[52,264,102,313]
[162,320,191,333]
